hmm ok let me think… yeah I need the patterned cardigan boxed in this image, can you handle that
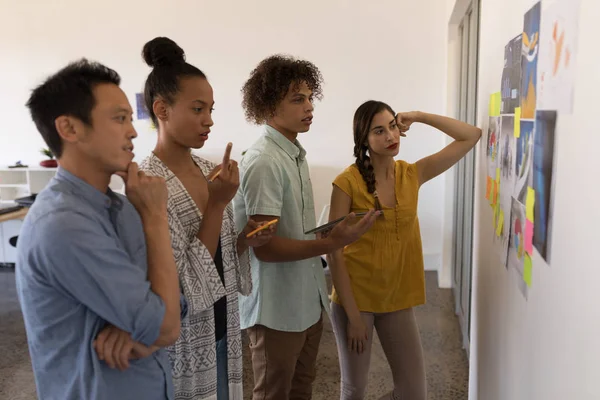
[140,153,252,400]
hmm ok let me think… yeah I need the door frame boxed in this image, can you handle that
[451,0,480,355]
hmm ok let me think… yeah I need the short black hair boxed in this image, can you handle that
[25,59,121,158]
[241,55,324,125]
[142,37,207,126]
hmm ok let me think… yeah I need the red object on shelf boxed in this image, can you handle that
[39,160,58,168]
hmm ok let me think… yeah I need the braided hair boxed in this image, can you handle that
[352,100,396,210]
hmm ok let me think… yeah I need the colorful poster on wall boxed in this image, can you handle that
[487,116,502,179]
[136,93,149,120]
[537,0,582,112]
[497,115,516,267]
[514,120,535,202]
[533,110,557,262]
[501,34,523,114]
[520,2,541,119]
[508,197,527,275]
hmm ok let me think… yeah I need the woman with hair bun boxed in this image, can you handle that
[139,36,274,400]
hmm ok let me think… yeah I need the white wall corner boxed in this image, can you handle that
[423,253,441,272]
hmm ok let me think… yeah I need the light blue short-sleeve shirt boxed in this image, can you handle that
[234,125,329,332]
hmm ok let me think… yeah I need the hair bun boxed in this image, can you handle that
[142,37,185,68]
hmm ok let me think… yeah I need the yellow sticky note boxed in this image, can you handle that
[496,210,504,236]
[526,186,535,222]
[514,107,521,138]
[496,182,500,205]
[496,167,501,183]
[489,92,501,116]
[494,92,502,116]
[524,254,532,287]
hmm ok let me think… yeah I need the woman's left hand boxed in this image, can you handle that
[242,218,276,248]
[395,111,421,137]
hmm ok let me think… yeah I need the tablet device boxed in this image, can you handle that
[304,212,368,235]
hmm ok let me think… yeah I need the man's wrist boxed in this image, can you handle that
[140,210,169,225]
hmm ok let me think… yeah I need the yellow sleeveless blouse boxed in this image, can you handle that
[330,161,426,313]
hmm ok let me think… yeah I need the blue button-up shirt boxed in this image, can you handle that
[234,125,329,332]
[16,168,179,400]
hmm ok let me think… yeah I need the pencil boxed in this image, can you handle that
[246,219,278,238]
[208,169,222,182]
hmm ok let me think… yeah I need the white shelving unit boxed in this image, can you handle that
[0,167,124,264]
[0,167,124,204]
[0,167,58,204]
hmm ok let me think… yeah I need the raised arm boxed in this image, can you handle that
[198,143,240,258]
[119,163,181,347]
[398,111,482,185]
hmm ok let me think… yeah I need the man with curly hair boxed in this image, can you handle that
[234,55,378,400]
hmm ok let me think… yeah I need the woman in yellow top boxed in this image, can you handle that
[328,101,481,400]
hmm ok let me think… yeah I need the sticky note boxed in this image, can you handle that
[491,182,498,206]
[526,187,535,222]
[496,181,501,205]
[489,92,501,116]
[524,254,532,287]
[496,210,504,236]
[496,167,501,183]
[486,176,492,199]
[514,107,521,138]
[525,219,534,254]
[493,92,501,116]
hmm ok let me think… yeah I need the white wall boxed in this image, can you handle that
[0,0,451,270]
[464,0,600,398]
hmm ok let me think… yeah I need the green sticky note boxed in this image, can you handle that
[524,254,532,287]
[526,186,535,222]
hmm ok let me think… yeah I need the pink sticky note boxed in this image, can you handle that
[525,220,534,254]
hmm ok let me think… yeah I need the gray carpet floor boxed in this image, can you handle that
[0,269,468,400]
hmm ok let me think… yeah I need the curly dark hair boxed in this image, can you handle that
[241,55,324,125]
[353,100,397,210]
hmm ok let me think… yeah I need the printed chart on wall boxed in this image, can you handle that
[508,197,529,299]
[537,0,582,112]
[497,116,515,267]
[136,93,149,120]
[501,34,522,114]
[533,110,557,262]
[485,0,581,299]
[520,2,541,120]
[485,117,501,207]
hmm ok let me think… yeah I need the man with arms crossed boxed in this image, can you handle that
[17,59,184,400]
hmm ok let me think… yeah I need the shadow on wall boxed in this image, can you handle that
[308,164,348,221]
